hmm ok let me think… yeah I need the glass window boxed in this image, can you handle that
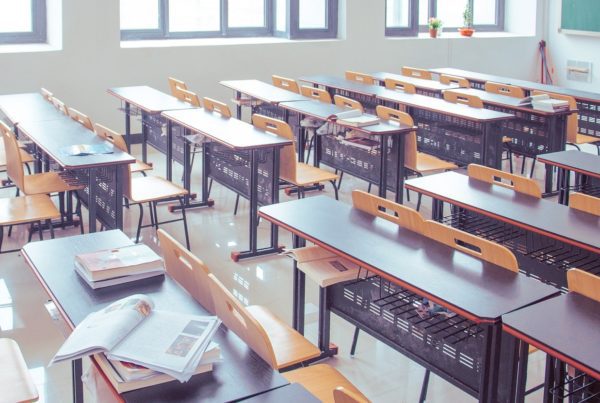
[169,0,220,32]
[299,0,327,29]
[436,0,468,28]
[275,0,287,32]
[227,0,265,28]
[418,0,429,26]
[386,0,410,28]
[0,0,46,44]
[120,0,160,30]
[474,0,496,25]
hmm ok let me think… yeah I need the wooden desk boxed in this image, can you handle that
[107,86,197,180]
[299,75,387,112]
[162,108,292,261]
[279,100,414,203]
[239,383,319,402]
[371,71,459,97]
[538,150,600,204]
[0,93,63,125]
[503,293,600,402]
[21,230,289,403]
[16,118,134,232]
[259,196,559,403]
[431,67,600,140]
[405,171,600,289]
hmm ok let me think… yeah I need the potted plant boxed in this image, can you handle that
[459,3,474,36]
[428,17,442,38]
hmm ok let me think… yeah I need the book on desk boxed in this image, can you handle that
[518,94,570,112]
[331,109,380,127]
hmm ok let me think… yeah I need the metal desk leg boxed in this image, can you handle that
[141,110,148,163]
[515,340,529,403]
[72,359,83,403]
[124,102,132,152]
[166,119,173,181]
[431,198,444,221]
[318,287,330,352]
[292,235,306,333]
[478,324,501,403]
[235,91,242,119]
[115,165,124,230]
[395,134,406,204]
[88,168,97,233]
[378,135,389,200]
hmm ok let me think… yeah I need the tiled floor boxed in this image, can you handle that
[0,145,563,402]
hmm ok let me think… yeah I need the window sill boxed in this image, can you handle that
[0,42,61,54]
[386,31,534,40]
[121,36,341,49]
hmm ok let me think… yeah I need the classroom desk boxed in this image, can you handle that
[431,67,600,140]
[503,293,600,402]
[259,196,559,403]
[370,71,459,97]
[161,108,292,261]
[405,171,600,289]
[279,100,414,203]
[239,383,319,402]
[0,93,63,125]
[21,230,289,403]
[299,75,387,112]
[538,150,600,205]
[16,119,134,232]
[107,86,198,180]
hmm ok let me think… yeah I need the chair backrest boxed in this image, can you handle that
[467,164,542,198]
[202,97,232,118]
[252,114,297,183]
[352,190,426,233]
[532,90,578,143]
[52,97,68,114]
[440,74,470,88]
[168,77,188,96]
[567,269,600,302]
[345,71,375,85]
[0,121,25,190]
[272,75,300,93]
[157,229,215,314]
[484,81,525,98]
[68,107,94,130]
[40,88,53,101]
[425,221,519,272]
[333,95,364,113]
[443,90,484,108]
[334,387,367,403]
[569,192,600,216]
[375,105,418,171]
[93,123,134,198]
[207,273,278,369]
[384,78,416,94]
[401,66,432,80]
[174,88,202,107]
[300,85,332,104]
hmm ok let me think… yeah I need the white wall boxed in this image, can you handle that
[0,0,544,131]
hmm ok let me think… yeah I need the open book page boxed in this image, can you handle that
[518,94,549,106]
[285,246,362,287]
[51,295,154,365]
[284,245,338,263]
[334,109,363,120]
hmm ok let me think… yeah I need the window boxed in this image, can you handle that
[0,0,47,44]
[386,0,504,37]
[120,0,337,40]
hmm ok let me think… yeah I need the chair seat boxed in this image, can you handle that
[127,175,188,203]
[131,160,153,173]
[412,153,457,174]
[0,339,39,403]
[0,195,61,226]
[23,172,84,196]
[283,364,370,403]
[289,163,339,187]
[246,305,321,370]
[575,132,600,145]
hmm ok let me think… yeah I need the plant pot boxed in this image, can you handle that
[429,28,438,38]
[458,28,475,37]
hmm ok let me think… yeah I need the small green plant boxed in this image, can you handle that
[428,17,442,30]
[463,3,473,28]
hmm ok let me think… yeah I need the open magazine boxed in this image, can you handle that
[51,294,221,382]
[284,245,361,287]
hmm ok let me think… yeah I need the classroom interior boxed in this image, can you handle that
[1,1,600,402]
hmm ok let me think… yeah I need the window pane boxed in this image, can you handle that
[120,0,160,30]
[0,0,32,33]
[276,0,286,31]
[170,0,220,32]
[299,0,327,29]
[419,0,428,25]
[386,0,409,28]
[437,0,468,27]
[227,0,265,28]
[474,0,496,25]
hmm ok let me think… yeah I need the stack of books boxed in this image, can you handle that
[518,94,570,113]
[333,109,380,128]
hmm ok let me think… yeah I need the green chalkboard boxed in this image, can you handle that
[561,0,600,33]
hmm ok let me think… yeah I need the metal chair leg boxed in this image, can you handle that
[330,181,339,200]
[419,369,431,403]
[152,202,159,229]
[529,156,537,179]
[37,220,43,241]
[350,327,360,356]
[336,171,344,190]
[179,197,191,250]
[367,183,372,194]
[233,194,240,215]
[135,203,144,243]
[74,193,84,234]
[416,193,423,211]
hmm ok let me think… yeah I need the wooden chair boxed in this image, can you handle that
[467,164,542,198]
[207,273,321,370]
[168,77,188,96]
[0,122,34,177]
[333,95,364,113]
[157,229,214,314]
[272,75,300,93]
[345,71,375,85]
[40,87,53,101]
[283,365,370,403]
[300,85,332,104]
[252,114,339,199]
[439,74,470,88]
[94,124,152,174]
[532,90,600,155]
[384,78,416,94]
[298,86,332,163]
[172,88,201,107]
[67,107,94,130]
[0,338,39,402]
[51,97,68,114]
[569,192,600,216]
[376,105,457,210]
[202,97,232,117]
[567,269,600,302]
[401,66,432,80]
[485,81,526,98]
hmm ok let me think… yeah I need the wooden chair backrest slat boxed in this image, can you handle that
[345,71,375,85]
[68,107,94,130]
[174,88,201,107]
[352,190,426,233]
[567,269,600,303]
[333,95,364,113]
[532,90,578,143]
[467,164,542,198]
[375,105,417,171]
[384,78,417,94]
[440,74,470,88]
[252,114,297,183]
[202,97,232,118]
[443,90,484,108]
[570,192,600,216]
[168,77,188,96]
[0,122,25,190]
[485,81,526,98]
[272,75,300,93]
[208,273,277,369]
[52,97,68,114]
[40,88,53,101]
[425,221,519,272]
[300,85,332,104]
[157,229,215,314]
[401,67,432,80]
